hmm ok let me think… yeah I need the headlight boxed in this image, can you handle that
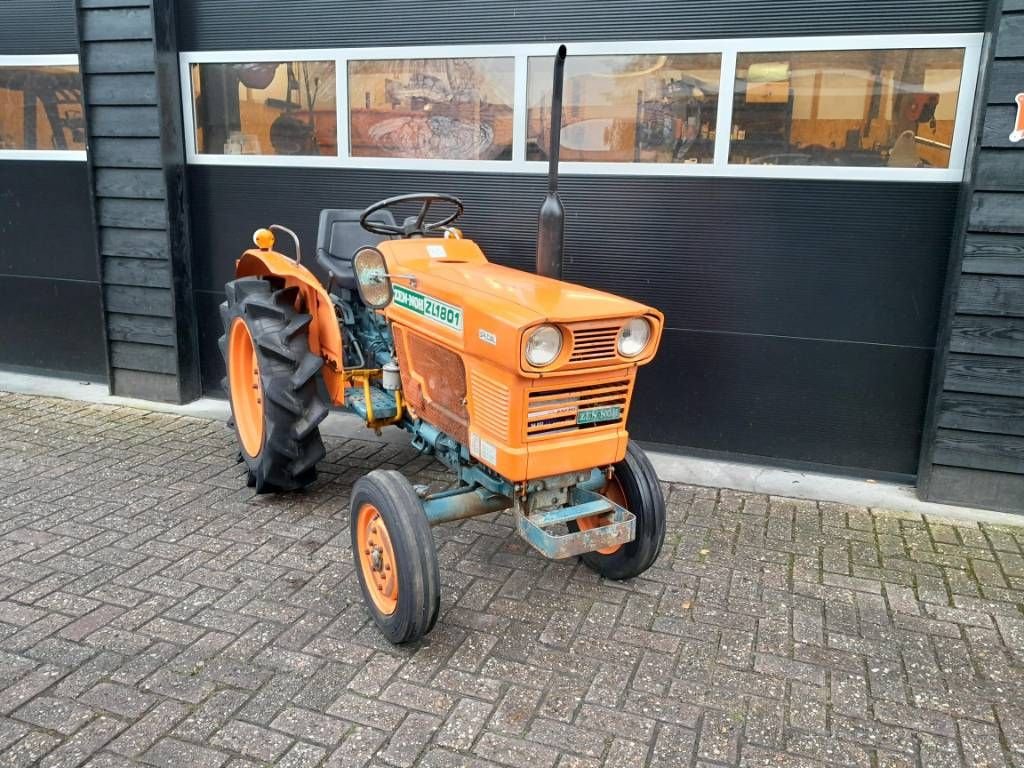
[618,318,652,358]
[525,325,563,367]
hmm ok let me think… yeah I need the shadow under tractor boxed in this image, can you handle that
[220,46,667,643]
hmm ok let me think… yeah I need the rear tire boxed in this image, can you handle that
[351,470,440,644]
[220,277,328,493]
[571,441,666,580]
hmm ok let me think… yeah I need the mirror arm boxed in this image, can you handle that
[269,224,302,263]
[383,272,417,288]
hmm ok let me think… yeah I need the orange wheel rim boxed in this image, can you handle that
[356,503,399,615]
[229,318,264,457]
[578,473,626,555]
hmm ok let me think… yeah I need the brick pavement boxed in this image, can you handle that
[0,390,1022,767]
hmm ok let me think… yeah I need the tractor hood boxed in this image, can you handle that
[380,237,654,327]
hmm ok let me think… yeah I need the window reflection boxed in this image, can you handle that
[190,61,337,156]
[0,66,85,151]
[527,54,721,163]
[729,48,965,168]
[348,58,514,160]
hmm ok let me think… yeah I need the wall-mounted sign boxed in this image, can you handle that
[1011,93,1024,143]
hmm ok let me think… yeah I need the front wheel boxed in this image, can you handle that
[350,470,441,644]
[571,442,666,580]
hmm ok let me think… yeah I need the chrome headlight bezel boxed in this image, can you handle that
[524,324,564,367]
[617,317,652,358]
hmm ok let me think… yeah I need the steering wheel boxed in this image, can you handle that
[359,193,464,238]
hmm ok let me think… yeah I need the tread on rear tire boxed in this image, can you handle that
[219,277,328,493]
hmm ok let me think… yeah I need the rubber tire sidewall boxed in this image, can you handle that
[576,442,667,580]
[350,470,441,644]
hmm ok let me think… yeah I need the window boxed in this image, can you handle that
[527,53,722,163]
[178,36,981,180]
[190,61,337,156]
[0,65,84,151]
[347,58,514,160]
[729,48,966,168]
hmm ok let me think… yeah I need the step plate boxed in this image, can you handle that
[346,386,397,421]
[517,487,636,559]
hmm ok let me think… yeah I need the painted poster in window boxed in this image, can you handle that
[348,58,514,160]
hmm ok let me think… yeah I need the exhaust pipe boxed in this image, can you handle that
[536,44,567,279]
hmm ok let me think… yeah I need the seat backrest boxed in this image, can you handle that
[316,208,395,262]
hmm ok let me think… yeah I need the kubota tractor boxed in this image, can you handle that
[220,47,667,643]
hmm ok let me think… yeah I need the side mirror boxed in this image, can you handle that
[353,247,393,308]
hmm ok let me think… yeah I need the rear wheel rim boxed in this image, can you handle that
[229,318,264,457]
[578,473,626,555]
[357,503,399,615]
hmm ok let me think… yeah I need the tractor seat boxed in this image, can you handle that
[315,208,395,291]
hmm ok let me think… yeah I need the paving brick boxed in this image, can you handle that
[14,695,95,736]
[210,719,293,762]
[269,706,349,747]
[38,716,126,768]
[473,732,558,768]
[80,682,155,719]
[142,737,229,768]
[377,712,441,768]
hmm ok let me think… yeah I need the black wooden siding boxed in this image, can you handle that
[75,0,200,402]
[919,0,1024,513]
[176,0,988,50]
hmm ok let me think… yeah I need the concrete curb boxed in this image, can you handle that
[2,369,1019,527]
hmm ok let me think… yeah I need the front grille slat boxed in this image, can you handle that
[569,325,619,364]
[526,378,630,438]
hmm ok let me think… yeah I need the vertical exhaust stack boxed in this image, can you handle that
[536,44,567,279]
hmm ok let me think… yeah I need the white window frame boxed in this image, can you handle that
[178,32,983,183]
[0,54,87,161]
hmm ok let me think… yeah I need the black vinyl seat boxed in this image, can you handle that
[315,208,395,290]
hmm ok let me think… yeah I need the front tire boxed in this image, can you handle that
[351,470,440,644]
[571,442,666,580]
[220,277,328,493]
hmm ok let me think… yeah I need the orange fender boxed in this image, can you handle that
[236,249,346,403]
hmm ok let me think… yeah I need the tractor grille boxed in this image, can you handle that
[569,325,620,364]
[469,371,510,441]
[526,378,630,437]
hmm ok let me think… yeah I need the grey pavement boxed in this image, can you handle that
[0,390,1023,767]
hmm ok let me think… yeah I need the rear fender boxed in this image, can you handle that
[236,249,346,401]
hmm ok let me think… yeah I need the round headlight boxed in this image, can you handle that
[618,318,652,358]
[525,325,563,367]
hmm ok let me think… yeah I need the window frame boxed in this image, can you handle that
[178,32,983,183]
[0,54,86,162]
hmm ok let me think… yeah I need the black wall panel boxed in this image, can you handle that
[177,0,988,50]
[0,0,78,54]
[634,330,934,476]
[0,278,106,379]
[0,162,98,282]
[0,161,105,379]
[189,166,955,476]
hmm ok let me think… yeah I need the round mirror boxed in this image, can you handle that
[353,247,393,308]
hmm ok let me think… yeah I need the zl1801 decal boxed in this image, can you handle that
[393,284,463,332]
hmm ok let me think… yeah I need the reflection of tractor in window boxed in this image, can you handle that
[219,47,668,643]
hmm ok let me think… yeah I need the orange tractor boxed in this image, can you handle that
[220,47,666,643]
